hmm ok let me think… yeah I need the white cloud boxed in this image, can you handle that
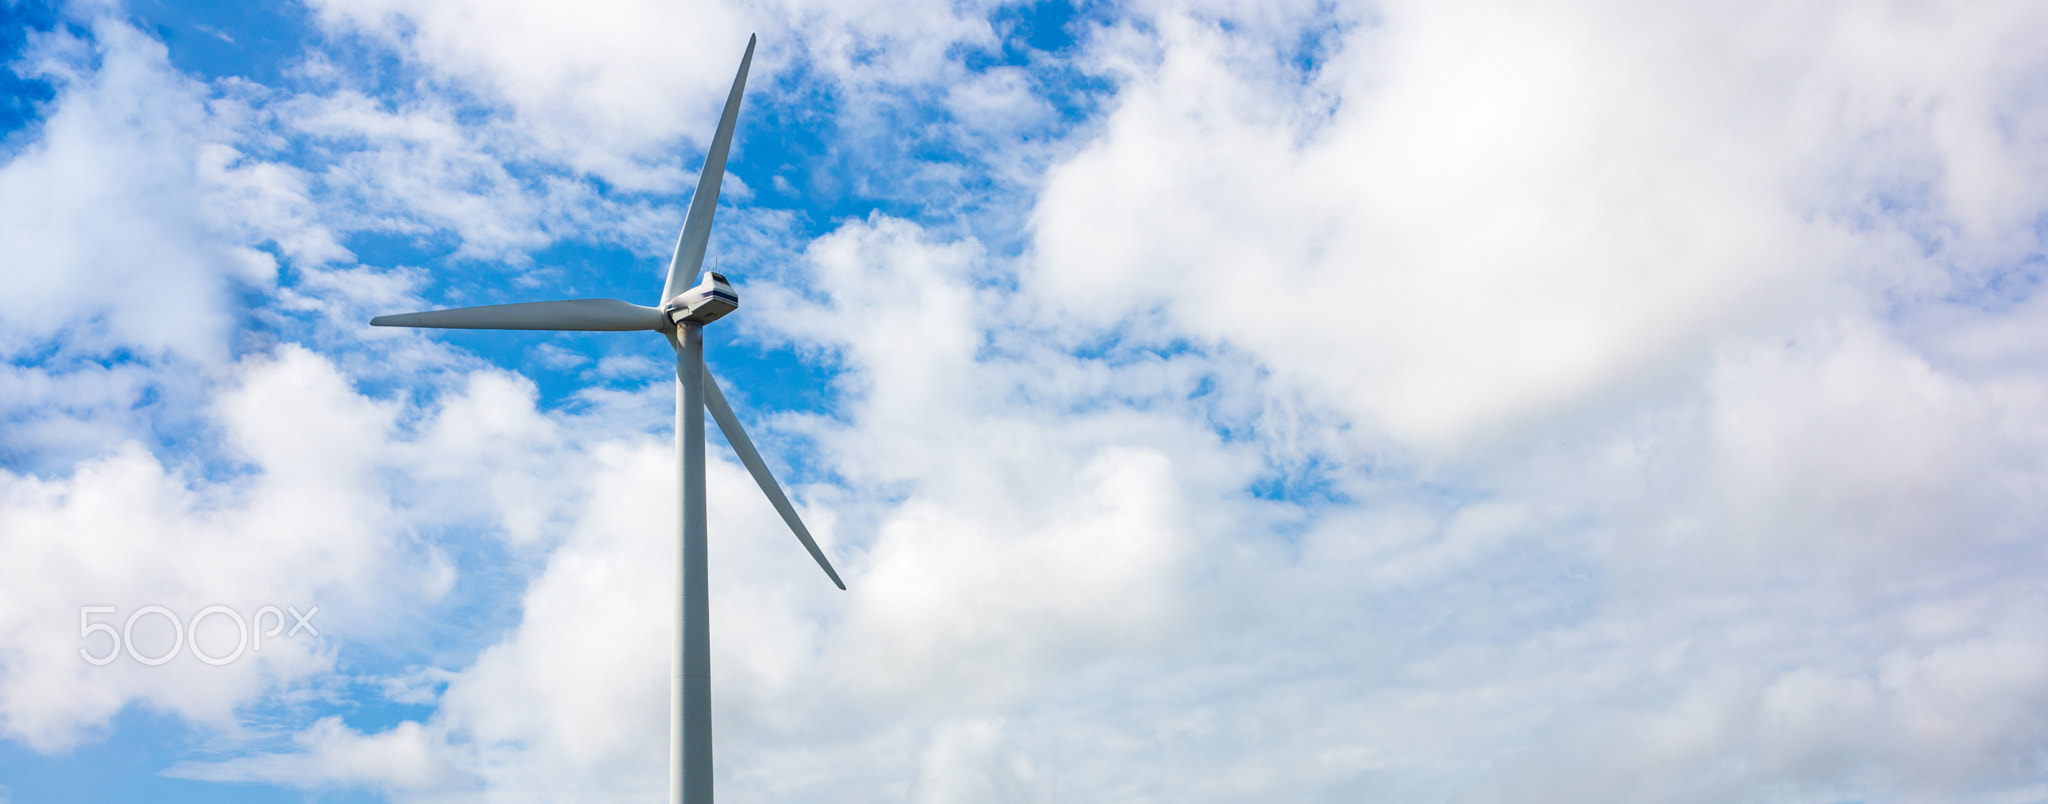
[270,89,675,263]
[528,343,591,371]
[1011,0,2048,798]
[0,346,435,751]
[0,21,342,364]
[302,0,1001,192]
[167,716,455,792]
[591,353,662,380]
[0,360,160,473]
[302,0,750,190]
[910,718,1040,804]
[1032,0,2048,449]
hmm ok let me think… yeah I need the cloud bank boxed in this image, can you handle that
[2,0,2046,802]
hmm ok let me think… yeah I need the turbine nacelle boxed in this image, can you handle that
[664,271,738,327]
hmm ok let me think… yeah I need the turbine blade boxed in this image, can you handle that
[660,35,757,306]
[370,299,666,331]
[703,368,847,590]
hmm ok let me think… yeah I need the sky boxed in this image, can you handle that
[1,0,2046,801]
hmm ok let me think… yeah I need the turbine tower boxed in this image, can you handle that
[370,35,842,804]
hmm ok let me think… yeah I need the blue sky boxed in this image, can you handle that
[2,0,2048,802]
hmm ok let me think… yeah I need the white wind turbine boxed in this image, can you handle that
[370,35,841,804]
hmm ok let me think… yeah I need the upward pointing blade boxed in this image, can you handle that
[661,35,757,307]
[703,368,847,590]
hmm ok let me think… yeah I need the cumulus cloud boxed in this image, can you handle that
[0,346,434,750]
[1016,0,2048,799]
[1032,0,2048,448]
[0,20,341,363]
[0,18,354,473]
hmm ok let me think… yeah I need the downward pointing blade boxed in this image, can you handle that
[703,368,847,590]
[661,35,756,306]
[371,299,667,331]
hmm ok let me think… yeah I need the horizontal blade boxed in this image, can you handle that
[371,299,666,331]
[660,34,756,306]
[703,367,846,590]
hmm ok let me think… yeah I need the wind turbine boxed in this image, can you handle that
[369,35,842,804]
